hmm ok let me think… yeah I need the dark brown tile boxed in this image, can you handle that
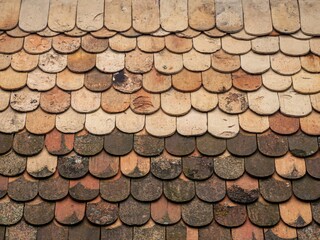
[214,152,244,180]
[260,173,292,203]
[0,196,23,225]
[0,133,13,154]
[0,150,26,176]
[312,200,320,224]
[67,49,96,73]
[45,129,74,155]
[100,172,130,202]
[134,133,164,157]
[0,226,4,240]
[74,130,104,156]
[37,221,68,240]
[269,112,299,135]
[84,68,112,92]
[248,197,280,227]
[182,197,213,227]
[24,197,55,225]
[0,176,7,198]
[245,152,275,177]
[8,173,38,201]
[166,221,187,240]
[232,69,262,91]
[131,173,162,202]
[297,222,320,240]
[39,171,69,201]
[119,196,150,226]
[112,70,142,93]
[257,130,288,157]
[101,220,133,240]
[288,131,318,157]
[55,196,85,225]
[227,131,257,156]
[13,131,44,156]
[151,195,181,225]
[182,156,214,180]
[165,133,195,156]
[198,221,231,240]
[5,220,37,240]
[196,133,226,156]
[293,174,320,201]
[151,151,182,180]
[68,219,100,240]
[89,151,119,178]
[164,176,195,202]
[58,152,89,179]
[214,197,247,227]
[306,152,320,179]
[69,174,99,201]
[196,173,226,203]
[134,220,165,240]
[86,196,118,225]
[104,128,133,156]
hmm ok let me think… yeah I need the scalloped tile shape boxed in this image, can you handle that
[71,87,101,113]
[311,93,320,111]
[154,49,183,74]
[280,36,310,56]
[216,0,243,33]
[104,0,131,31]
[132,0,159,33]
[239,110,269,133]
[39,49,67,73]
[48,0,77,32]
[125,49,153,73]
[26,108,55,134]
[251,36,279,54]
[211,50,240,73]
[52,35,81,53]
[248,87,280,115]
[177,109,207,136]
[57,69,84,91]
[0,54,11,70]
[27,69,55,91]
[193,34,220,54]
[96,49,125,73]
[241,52,270,74]
[116,108,145,133]
[85,109,115,135]
[143,68,171,93]
[262,70,292,91]
[160,0,188,32]
[300,111,320,135]
[109,34,136,52]
[137,36,165,53]
[0,34,23,54]
[76,0,104,31]
[218,88,248,114]
[10,88,40,112]
[301,54,320,73]
[0,108,25,133]
[0,67,27,90]
[145,110,176,137]
[299,0,320,36]
[202,69,232,93]
[11,50,39,72]
[101,87,130,113]
[208,108,239,138]
[56,108,85,133]
[161,88,191,116]
[275,153,306,179]
[222,36,251,55]
[191,87,218,112]
[292,70,320,94]
[188,0,215,31]
[183,49,211,71]
[310,38,320,55]
[270,53,301,75]
[165,35,192,53]
[27,149,57,178]
[0,89,10,111]
[0,0,20,30]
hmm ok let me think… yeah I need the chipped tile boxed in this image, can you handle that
[161,88,191,116]
[202,68,232,93]
[39,49,67,73]
[193,34,220,53]
[241,51,270,74]
[96,49,125,73]
[177,109,207,136]
[262,70,292,91]
[208,108,239,138]
[26,108,55,134]
[48,0,77,32]
[154,49,183,74]
[116,108,145,133]
[275,152,306,179]
[109,34,136,52]
[0,67,27,90]
[218,88,248,114]
[56,108,85,133]
[120,151,150,177]
[188,0,215,31]
[67,49,96,73]
[52,35,81,53]
[211,49,240,73]
[125,49,153,73]
[270,53,301,75]
[248,86,279,114]
[160,0,188,32]
[104,0,131,31]
[132,0,159,33]
[71,87,100,113]
[215,0,243,33]
[165,35,192,53]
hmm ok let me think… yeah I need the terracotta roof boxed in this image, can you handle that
[0,0,320,239]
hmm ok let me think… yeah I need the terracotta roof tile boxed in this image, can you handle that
[241,51,270,74]
[0,175,7,198]
[182,197,213,227]
[165,35,192,54]
[252,36,279,54]
[89,151,118,178]
[55,196,85,225]
[91,27,116,38]
[222,36,250,55]
[248,87,279,115]
[196,133,226,156]
[0,0,20,30]
[27,148,57,178]
[134,130,164,156]
[67,49,96,73]
[195,174,225,203]
[271,53,301,75]
[150,151,182,180]
[279,88,312,116]
[24,197,55,225]
[211,49,240,73]
[269,112,299,135]
[74,130,104,155]
[182,155,213,180]
[76,0,103,31]
[214,151,244,180]
[86,196,118,225]
[104,128,133,155]
[39,171,69,200]
[24,35,52,54]
[154,49,183,74]
[160,0,188,32]
[239,110,269,133]
[57,68,84,90]
[26,108,55,134]
[137,36,165,53]
[232,219,264,240]
[293,70,320,94]
[27,69,55,91]
[299,0,320,35]
[215,0,243,33]
[145,110,176,137]
[6,220,37,239]
[6,26,29,37]
[0,150,26,177]
[191,87,217,112]
[56,108,85,133]
[161,88,191,116]
[104,0,131,31]
[218,88,248,114]
[10,88,40,112]
[0,89,10,112]
[260,173,292,202]
[298,222,320,240]
[0,34,23,54]
[188,0,215,30]
[293,174,320,201]
[37,220,68,240]
[131,173,162,201]
[247,196,280,227]
[100,171,129,202]
[71,87,100,113]
[0,67,27,90]
[116,108,144,133]
[108,34,136,52]
[120,151,150,177]
[125,49,153,74]
[177,109,207,136]
[193,34,220,53]
[0,107,25,133]
[227,173,258,203]
[84,68,112,92]
[52,35,80,53]
[232,69,262,92]
[172,69,201,92]
[39,49,67,73]
[288,130,318,157]
[231,29,256,40]
[0,133,12,155]
[165,133,195,156]
[101,87,129,113]
[202,68,232,93]
[257,130,288,157]
[101,220,132,239]
[96,49,124,73]
[313,201,320,225]
[275,152,306,179]
[0,53,11,71]
[69,174,99,201]
[164,175,195,202]
[280,36,310,56]
[37,27,58,37]
[13,131,44,156]
[8,172,38,201]
[183,49,211,71]
[208,108,239,138]
[198,221,231,240]
[310,38,320,55]
[0,195,23,225]
[262,70,292,91]
[245,152,275,177]
[311,92,320,111]
[48,0,77,32]
[227,131,257,156]
[112,70,142,93]
[85,109,115,135]
[301,54,320,73]
[69,219,100,240]
[45,128,74,155]
[57,152,89,179]
[132,0,159,34]
[306,152,320,179]
[166,221,186,240]
[81,34,108,53]
[151,195,181,225]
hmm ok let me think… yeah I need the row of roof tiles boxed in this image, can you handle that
[1,0,320,36]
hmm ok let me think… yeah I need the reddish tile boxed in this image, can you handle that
[0,34,23,54]
[52,35,80,53]
[130,89,160,114]
[89,151,119,178]
[172,68,201,92]
[165,35,192,53]
[120,151,150,178]
[232,219,264,240]
[101,220,132,240]
[269,112,299,135]
[211,49,240,73]
[45,129,74,155]
[0,176,8,198]
[5,220,37,239]
[40,86,71,113]
[275,152,306,179]
[26,108,55,135]
[11,50,38,72]
[264,220,297,240]
[151,195,181,225]
[199,220,231,240]
[84,68,112,92]
[37,221,68,240]
[24,197,55,225]
[232,69,262,91]
[67,49,96,73]
[143,67,171,93]
[55,196,85,225]
[69,174,99,201]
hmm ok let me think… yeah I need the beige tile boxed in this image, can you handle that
[91,26,116,38]
[0,34,23,54]
[291,30,312,40]
[27,69,55,91]
[27,149,57,177]
[39,49,67,73]
[248,87,279,115]
[37,27,59,37]
[241,52,270,74]
[143,68,171,93]
[71,87,101,113]
[299,0,320,35]
[0,89,10,112]
[0,67,27,90]
[300,111,320,135]
[193,34,221,53]
[85,108,115,135]
[52,35,81,53]
[212,50,240,73]
[270,0,300,33]
[292,70,320,94]
[154,49,183,74]
[231,29,256,40]
[279,88,312,117]
[151,28,170,37]
[19,0,49,32]
[239,110,269,133]
[177,109,207,136]
[262,70,292,91]
[222,36,251,54]
[275,153,306,179]
[125,49,153,73]
[24,35,52,54]
[0,0,20,30]
[0,54,11,70]
[161,88,191,116]
[165,35,192,53]
[10,88,40,112]
[77,0,104,31]
[280,36,310,56]
[138,36,164,53]
[204,28,226,37]
[172,69,202,92]
[176,27,201,38]
[104,0,131,32]
[132,0,159,33]
[0,108,25,133]
[242,0,272,35]
[218,88,248,114]
[160,0,188,32]
[188,0,215,31]
[202,69,232,93]
[270,53,301,75]
[208,108,239,138]
[130,89,160,114]
[109,34,136,52]
[251,37,279,54]
[56,108,85,133]
[215,0,243,33]
[57,69,84,91]
[96,49,125,73]
[48,0,77,32]
[191,87,218,112]
[116,108,145,133]
[11,50,38,72]
[145,109,176,137]
[101,87,130,113]
[301,54,320,73]
[120,28,141,37]
[311,93,320,112]
[26,108,55,134]
[310,38,320,55]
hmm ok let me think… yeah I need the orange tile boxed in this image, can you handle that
[26,108,55,134]
[67,49,96,73]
